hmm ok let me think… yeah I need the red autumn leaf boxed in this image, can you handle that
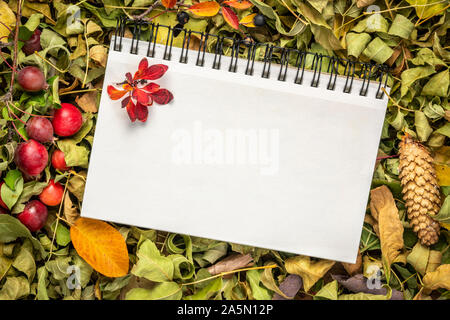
[151,89,174,105]
[142,82,160,93]
[222,7,239,29]
[161,0,177,8]
[125,72,133,83]
[188,1,220,17]
[223,0,252,9]
[107,85,128,100]
[121,96,131,108]
[132,88,151,106]
[135,102,149,122]
[134,58,149,80]
[143,64,169,80]
[125,98,137,122]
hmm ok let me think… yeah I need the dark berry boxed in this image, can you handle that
[177,11,190,25]
[253,14,265,27]
[22,29,42,56]
[17,66,48,92]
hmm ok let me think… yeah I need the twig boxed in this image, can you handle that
[2,0,22,102]
[134,0,161,19]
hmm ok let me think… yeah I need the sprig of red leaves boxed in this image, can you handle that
[107,58,173,122]
[188,0,252,29]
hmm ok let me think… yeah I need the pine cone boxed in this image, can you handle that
[398,134,441,246]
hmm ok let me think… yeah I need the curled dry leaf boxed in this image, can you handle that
[342,250,362,276]
[63,192,79,225]
[188,1,221,17]
[70,217,129,277]
[89,45,107,68]
[207,253,253,276]
[423,264,450,291]
[75,91,98,113]
[284,256,335,292]
[369,186,404,267]
[272,274,302,300]
[332,274,404,300]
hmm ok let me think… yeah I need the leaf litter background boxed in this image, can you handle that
[0,0,449,300]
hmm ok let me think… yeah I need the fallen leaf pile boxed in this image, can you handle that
[0,0,449,300]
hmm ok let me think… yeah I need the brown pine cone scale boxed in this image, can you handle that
[398,134,440,246]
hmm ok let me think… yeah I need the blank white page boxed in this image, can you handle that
[81,37,388,263]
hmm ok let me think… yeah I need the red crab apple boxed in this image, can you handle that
[18,200,48,232]
[52,103,83,137]
[0,182,8,210]
[51,150,69,171]
[15,139,48,176]
[22,29,42,56]
[26,116,54,143]
[17,66,48,92]
[39,179,64,206]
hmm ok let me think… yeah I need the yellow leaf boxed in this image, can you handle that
[0,1,16,43]
[441,222,450,230]
[240,13,257,27]
[423,264,450,291]
[284,256,335,292]
[434,164,450,186]
[70,217,129,277]
[369,186,404,267]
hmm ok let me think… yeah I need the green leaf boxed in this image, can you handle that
[45,256,71,280]
[36,266,49,300]
[131,239,174,282]
[314,280,338,300]
[414,111,433,142]
[388,14,414,39]
[4,169,22,191]
[362,38,394,64]
[338,292,387,300]
[0,277,30,300]
[57,139,90,168]
[250,0,306,36]
[184,277,222,300]
[1,177,24,209]
[11,181,48,214]
[247,269,272,300]
[400,66,435,97]
[12,243,36,281]
[51,221,71,247]
[421,69,449,97]
[346,32,371,57]
[410,48,446,66]
[126,282,182,300]
[0,215,46,257]
[435,123,450,138]
[167,254,195,280]
[406,242,429,275]
[405,0,447,20]
[423,103,445,120]
[434,195,450,223]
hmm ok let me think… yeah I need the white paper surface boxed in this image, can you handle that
[81,37,388,263]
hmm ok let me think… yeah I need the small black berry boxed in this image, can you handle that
[177,11,190,25]
[253,14,265,27]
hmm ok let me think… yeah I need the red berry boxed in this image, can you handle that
[26,116,54,143]
[15,139,48,176]
[18,200,48,232]
[51,150,69,171]
[17,66,48,92]
[52,103,83,137]
[39,179,64,206]
[22,29,42,56]
[0,182,8,210]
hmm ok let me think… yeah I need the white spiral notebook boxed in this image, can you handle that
[81,21,389,263]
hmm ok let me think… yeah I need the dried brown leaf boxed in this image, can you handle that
[207,253,253,275]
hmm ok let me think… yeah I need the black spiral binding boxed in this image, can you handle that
[114,18,389,99]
